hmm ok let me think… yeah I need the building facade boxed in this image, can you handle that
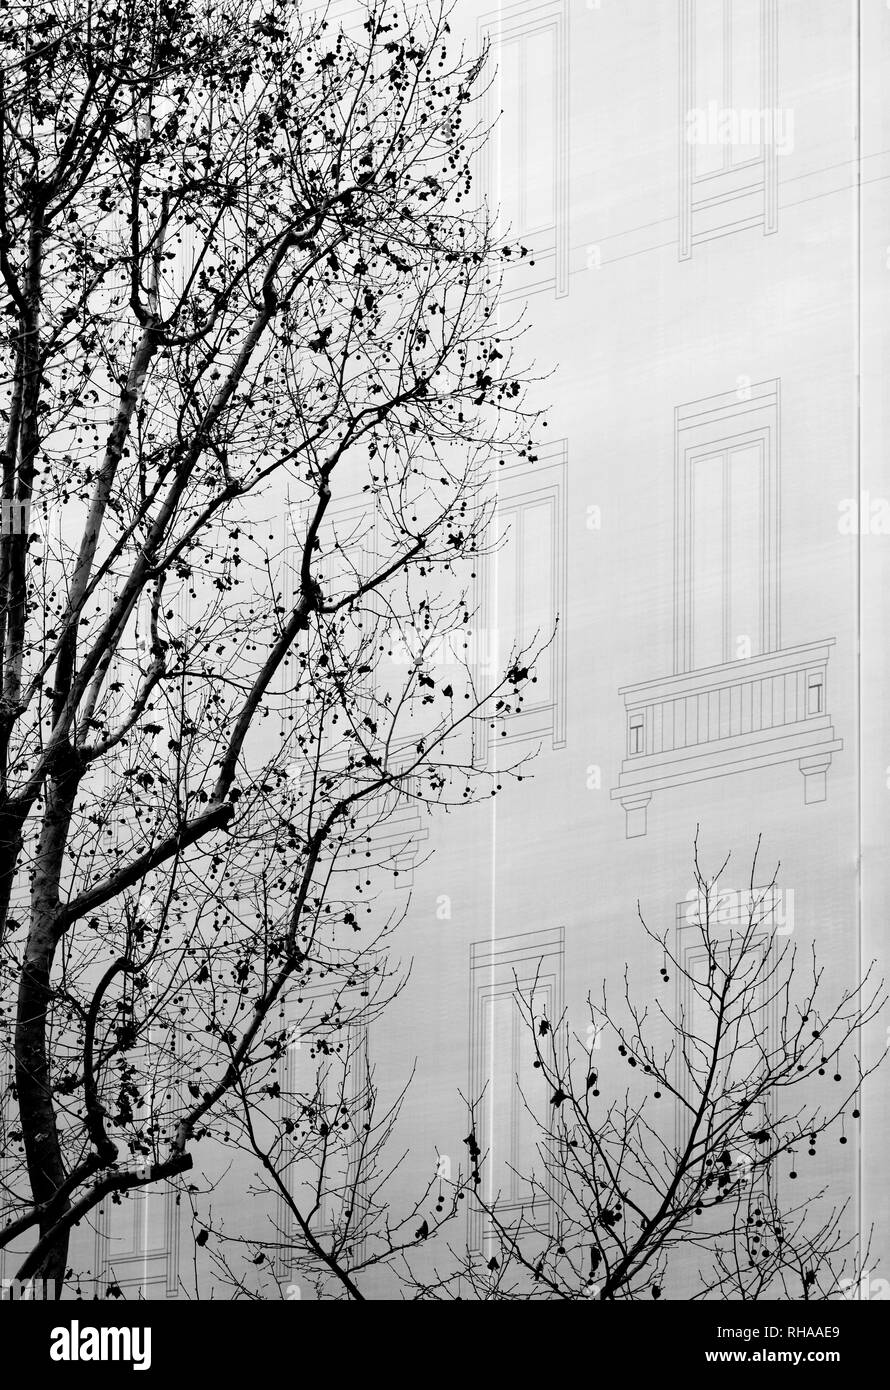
[47,0,890,1300]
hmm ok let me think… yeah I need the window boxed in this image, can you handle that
[679,0,778,258]
[346,764,429,889]
[674,891,781,1172]
[92,1007,183,1298]
[487,443,567,751]
[273,495,378,742]
[0,1059,15,1286]
[480,0,568,298]
[317,498,375,608]
[274,508,307,741]
[674,381,780,674]
[276,1001,369,1277]
[468,927,564,1250]
[493,29,554,239]
[96,1186,176,1298]
[499,497,557,703]
[0,500,29,535]
[690,441,764,668]
[692,0,764,175]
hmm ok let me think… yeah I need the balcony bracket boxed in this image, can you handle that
[620,793,652,839]
[799,753,832,805]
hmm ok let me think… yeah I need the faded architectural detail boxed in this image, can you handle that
[467,926,564,1251]
[479,0,569,297]
[276,998,370,1281]
[482,440,568,755]
[613,382,842,837]
[678,0,779,258]
[92,1182,182,1301]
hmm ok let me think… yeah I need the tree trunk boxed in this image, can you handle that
[14,755,79,1295]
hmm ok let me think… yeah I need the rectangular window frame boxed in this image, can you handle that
[674,891,782,1188]
[276,991,371,1279]
[92,1006,183,1299]
[479,0,569,299]
[468,926,564,1252]
[674,380,780,675]
[483,441,568,755]
[679,0,779,259]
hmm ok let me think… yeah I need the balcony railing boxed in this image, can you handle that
[611,640,843,837]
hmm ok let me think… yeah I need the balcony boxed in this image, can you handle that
[611,640,843,838]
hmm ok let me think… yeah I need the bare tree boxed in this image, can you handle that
[414,840,885,1301]
[187,1023,479,1302]
[0,0,544,1294]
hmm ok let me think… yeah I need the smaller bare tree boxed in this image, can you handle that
[190,1029,478,1301]
[415,837,885,1301]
